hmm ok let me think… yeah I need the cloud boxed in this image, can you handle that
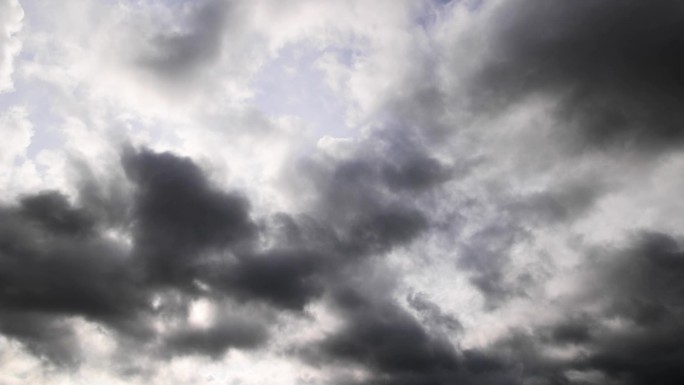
[0,191,149,365]
[0,148,271,368]
[586,232,684,327]
[211,250,330,311]
[307,283,530,385]
[19,191,96,237]
[0,312,81,367]
[458,221,532,309]
[314,287,461,385]
[0,107,31,167]
[382,154,452,192]
[0,142,441,374]
[122,147,256,287]
[471,0,684,153]
[163,312,270,359]
[446,231,684,385]
[0,0,23,93]
[136,0,232,81]
[5,0,684,384]
[0,107,40,198]
[407,292,463,334]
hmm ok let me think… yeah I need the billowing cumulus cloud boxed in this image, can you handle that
[2,0,684,384]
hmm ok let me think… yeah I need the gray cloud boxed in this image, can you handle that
[18,191,96,237]
[314,287,461,385]
[0,141,443,372]
[209,249,330,311]
[0,311,83,367]
[473,0,684,153]
[136,0,231,80]
[457,231,684,385]
[407,292,463,334]
[6,0,684,383]
[163,315,270,359]
[0,192,151,366]
[123,147,256,288]
[0,149,270,366]
[458,221,532,308]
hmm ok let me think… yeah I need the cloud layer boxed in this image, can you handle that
[1,0,684,384]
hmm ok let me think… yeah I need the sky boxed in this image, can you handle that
[1,0,684,384]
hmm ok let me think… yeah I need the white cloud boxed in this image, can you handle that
[0,0,23,93]
[0,106,42,199]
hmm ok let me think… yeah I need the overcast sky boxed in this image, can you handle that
[1,0,684,384]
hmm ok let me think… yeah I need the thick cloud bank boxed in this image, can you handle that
[2,0,684,384]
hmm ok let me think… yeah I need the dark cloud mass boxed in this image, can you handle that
[211,250,329,311]
[477,0,684,152]
[18,192,96,237]
[0,191,149,365]
[306,287,460,385]
[496,232,684,385]
[0,149,302,365]
[0,145,440,376]
[123,148,256,286]
[0,312,82,367]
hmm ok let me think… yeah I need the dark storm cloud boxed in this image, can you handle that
[123,148,255,249]
[18,191,96,237]
[123,149,338,311]
[588,231,684,326]
[545,318,593,345]
[210,249,331,311]
[0,192,151,366]
[200,140,442,310]
[575,324,684,385]
[0,193,145,322]
[309,287,528,385]
[0,149,268,365]
[316,288,461,385]
[122,146,429,314]
[137,0,231,79]
[0,311,82,367]
[0,310,81,367]
[340,205,429,256]
[122,148,352,315]
[475,0,684,152]
[566,232,684,385]
[0,143,444,370]
[123,148,255,286]
[460,231,684,385]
